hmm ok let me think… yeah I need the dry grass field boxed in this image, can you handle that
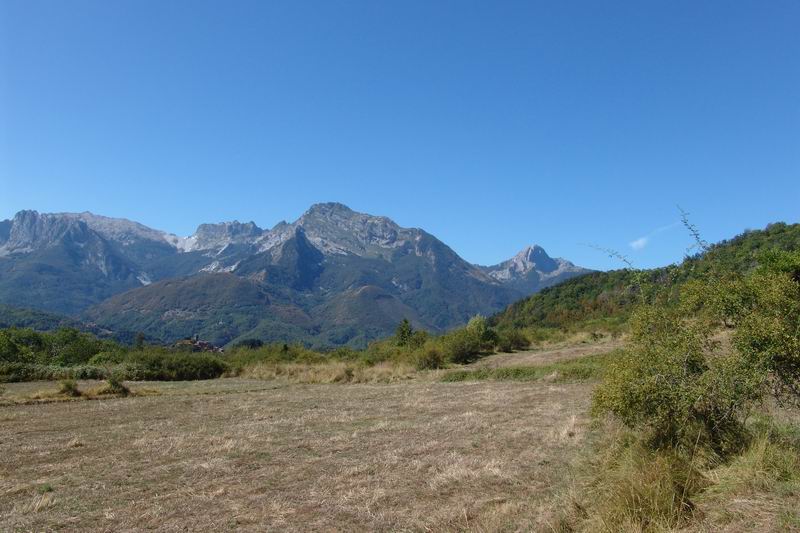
[0,365,594,531]
[475,337,623,369]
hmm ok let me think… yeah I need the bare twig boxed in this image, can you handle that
[678,206,710,255]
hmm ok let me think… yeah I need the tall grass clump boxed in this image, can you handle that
[102,372,131,396]
[58,379,82,397]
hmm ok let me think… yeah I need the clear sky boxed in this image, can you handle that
[1,1,798,270]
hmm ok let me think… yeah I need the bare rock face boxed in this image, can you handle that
[187,221,264,253]
[0,210,84,255]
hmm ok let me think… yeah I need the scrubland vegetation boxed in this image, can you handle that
[551,232,800,531]
[0,312,533,386]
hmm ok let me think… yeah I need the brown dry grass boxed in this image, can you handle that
[477,336,623,369]
[238,360,417,384]
[0,377,592,531]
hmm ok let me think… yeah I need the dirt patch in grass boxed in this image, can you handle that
[0,378,591,531]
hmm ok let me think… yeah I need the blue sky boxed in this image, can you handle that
[1,1,798,270]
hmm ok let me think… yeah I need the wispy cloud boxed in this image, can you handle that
[629,222,680,251]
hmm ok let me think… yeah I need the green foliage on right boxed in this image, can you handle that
[492,222,800,334]
[566,231,800,531]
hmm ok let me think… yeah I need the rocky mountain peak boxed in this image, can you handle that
[0,210,89,255]
[293,202,412,257]
[302,202,356,219]
[511,245,558,273]
[481,244,588,288]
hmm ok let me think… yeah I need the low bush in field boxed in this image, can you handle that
[87,351,127,365]
[58,379,82,397]
[1,353,227,382]
[123,352,228,381]
[411,343,446,370]
[94,372,131,396]
[495,328,529,352]
[0,363,107,383]
[223,343,326,370]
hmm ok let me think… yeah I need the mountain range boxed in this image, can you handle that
[0,203,589,347]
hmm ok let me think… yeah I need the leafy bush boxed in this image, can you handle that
[224,343,325,370]
[593,304,764,454]
[495,329,529,352]
[231,338,264,350]
[0,330,23,363]
[124,352,228,381]
[88,351,127,365]
[731,267,800,401]
[0,327,120,366]
[411,343,445,370]
[440,328,481,364]
[0,363,107,383]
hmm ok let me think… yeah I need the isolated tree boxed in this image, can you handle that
[395,319,413,346]
[134,332,145,351]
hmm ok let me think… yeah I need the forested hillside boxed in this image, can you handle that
[491,222,800,332]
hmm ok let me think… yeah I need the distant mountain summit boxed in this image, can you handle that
[0,204,590,347]
[481,245,586,293]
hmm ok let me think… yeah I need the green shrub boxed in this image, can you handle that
[412,343,445,370]
[0,363,107,383]
[231,338,264,350]
[58,379,81,397]
[88,351,127,365]
[496,329,529,352]
[440,329,480,364]
[125,352,228,381]
[395,319,413,346]
[408,330,429,350]
[328,347,360,361]
[593,304,764,454]
[224,343,325,369]
[0,330,22,363]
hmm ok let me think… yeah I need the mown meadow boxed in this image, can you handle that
[2,222,799,531]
